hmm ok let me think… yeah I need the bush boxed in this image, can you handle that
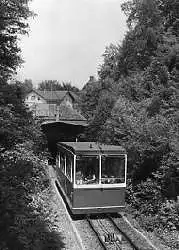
[126,178,179,234]
[0,141,51,249]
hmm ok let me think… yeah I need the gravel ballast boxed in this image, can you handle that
[47,165,84,250]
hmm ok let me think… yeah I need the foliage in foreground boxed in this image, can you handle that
[126,178,179,248]
[0,84,65,249]
[0,0,34,80]
[0,0,65,248]
[0,141,65,250]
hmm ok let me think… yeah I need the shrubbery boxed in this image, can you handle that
[0,81,64,249]
[0,127,50,248]
[80,0,179,247]
[0,1,65,248]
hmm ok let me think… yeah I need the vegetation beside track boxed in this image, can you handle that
[0,104,65,249]
[80,1,179,249]
[0,2,64,248]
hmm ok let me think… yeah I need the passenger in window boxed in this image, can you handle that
[110,176,115,184]
[84,173,97,184]
[76,170,83,184]
[85,158,99,184]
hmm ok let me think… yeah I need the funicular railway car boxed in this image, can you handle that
[54,141,127,214]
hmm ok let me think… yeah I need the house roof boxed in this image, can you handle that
[68,91,79,102]
[30,90,73,102]
[58,104,86,121]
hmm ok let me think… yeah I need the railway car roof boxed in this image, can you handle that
[57,142,126,155]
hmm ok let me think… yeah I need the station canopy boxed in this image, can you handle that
[41,119,88,159]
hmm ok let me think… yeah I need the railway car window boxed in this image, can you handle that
[66,155,73,181]
[60,152,66,174]
[76,156,99,185]
[56,154,60,168]
[101,156,125,184]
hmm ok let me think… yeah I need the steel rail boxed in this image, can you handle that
[86,216,123,250]
[97,218,123,249]
[86,216,110,250]
[107,214,138,250]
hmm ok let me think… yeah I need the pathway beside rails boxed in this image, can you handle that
[47,164,83,250]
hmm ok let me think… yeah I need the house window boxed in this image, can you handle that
[31,95,35,100]
[38,97,41,101]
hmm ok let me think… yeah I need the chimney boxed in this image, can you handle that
[89,76,95,82]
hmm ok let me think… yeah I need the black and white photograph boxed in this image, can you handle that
[0,0,179,249]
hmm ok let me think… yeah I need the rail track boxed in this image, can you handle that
[55,175,133,249]
[86,214,138,250]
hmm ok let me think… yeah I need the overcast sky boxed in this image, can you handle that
[17,0,127,89]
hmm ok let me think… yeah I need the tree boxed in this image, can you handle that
[121,0,162,69]
[0,2,65,249]
[80,0,179,245]
[0,0,33,81]
[86,93,116,141]
[15,79,33,98]
[80,80,102,120]
[22,79,33,92]
[80,76,118,120]
[98,44,122,81]
[158,0,179,36]
[99,0,177,81]
[61,81,80,92]
[38,80,61,91]
[38,80,79,92]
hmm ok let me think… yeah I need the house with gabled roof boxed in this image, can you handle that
[24,89,79,118]
[25,89,76,107]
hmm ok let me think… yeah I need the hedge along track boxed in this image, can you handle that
[86,214,138,250]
